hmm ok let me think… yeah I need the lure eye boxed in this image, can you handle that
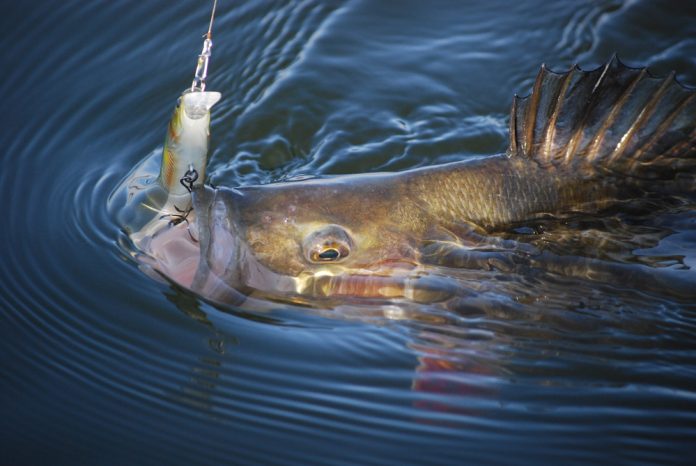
[176,97,182,108]
[304,225,352,263]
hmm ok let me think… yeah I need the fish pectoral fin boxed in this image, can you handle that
[419,239,533,272]
[530,251,696,301]
[441,222,540,253]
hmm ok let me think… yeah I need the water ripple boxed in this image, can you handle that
[3,0,696,465]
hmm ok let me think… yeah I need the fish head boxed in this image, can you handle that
[192,178,431,302]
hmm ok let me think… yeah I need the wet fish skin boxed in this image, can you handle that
[193,155,612,296]
[404,155,607,229]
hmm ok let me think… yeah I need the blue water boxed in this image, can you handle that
[2,1,696,464]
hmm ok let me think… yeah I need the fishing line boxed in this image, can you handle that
[207,0,218,37]
[191,0,218,92]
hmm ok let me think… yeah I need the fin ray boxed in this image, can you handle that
[508,57,696,182]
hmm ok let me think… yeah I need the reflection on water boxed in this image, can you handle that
[3,0,696,465]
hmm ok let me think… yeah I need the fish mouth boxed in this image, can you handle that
[134,217,202,290]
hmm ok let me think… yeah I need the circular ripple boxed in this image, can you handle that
[2,1,696,465]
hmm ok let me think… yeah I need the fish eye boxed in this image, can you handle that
[176,97,182,108]
[318,248,339,260]
[311,246,345,262]
[304,225,352,263]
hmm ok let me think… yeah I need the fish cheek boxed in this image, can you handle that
[245,222,305,277]
[360,225,418,265]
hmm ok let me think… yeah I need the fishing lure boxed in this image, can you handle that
[124,0,222,245]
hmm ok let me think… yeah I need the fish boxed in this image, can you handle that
[131,57,696,306]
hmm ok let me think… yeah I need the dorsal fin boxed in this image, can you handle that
[508,56,696,180]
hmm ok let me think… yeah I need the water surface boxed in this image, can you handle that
[2,1,696,464]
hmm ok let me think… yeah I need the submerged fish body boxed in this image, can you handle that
[131,58,696,306]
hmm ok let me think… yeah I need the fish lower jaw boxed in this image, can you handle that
[135,221,201,290]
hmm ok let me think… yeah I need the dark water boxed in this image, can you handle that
[3,1,696,464]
